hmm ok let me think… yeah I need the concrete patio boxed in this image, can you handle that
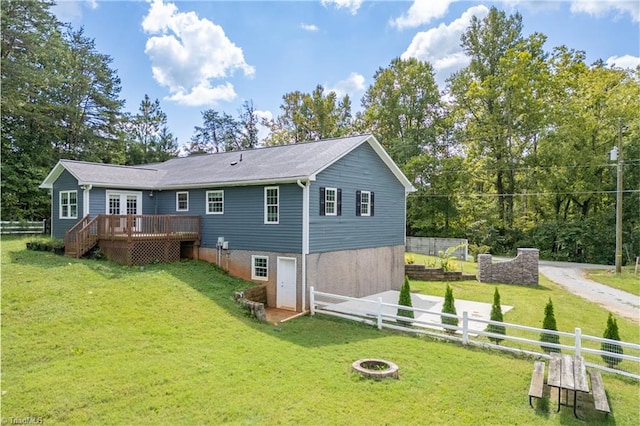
[321,290,513,334]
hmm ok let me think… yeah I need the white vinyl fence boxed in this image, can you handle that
[0,220,46,235]
[309,287,640,380]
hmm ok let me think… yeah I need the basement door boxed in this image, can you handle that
[276,257,297,310]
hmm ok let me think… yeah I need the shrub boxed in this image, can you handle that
[396,276,414,326]
[468,243,491,262]
[487,287,506,345]
[441,284,458,334]
[404,254,415,265]
[601,313,623,368]
[540,298,560,353]
[26,238,64,254]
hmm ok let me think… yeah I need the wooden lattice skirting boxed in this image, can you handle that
[99,239,182,266]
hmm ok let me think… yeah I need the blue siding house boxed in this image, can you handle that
[40,135,415,311]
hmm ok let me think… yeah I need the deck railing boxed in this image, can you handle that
[96,214,200,240]
[65,215,200,258]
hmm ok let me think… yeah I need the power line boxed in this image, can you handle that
[418,190,640,198]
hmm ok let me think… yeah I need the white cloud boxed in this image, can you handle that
[52,0,98,22]
[326,72,366,98]
[390,0,455,30]
[570,0,640,22]
[142,0,255,107]
[606,54,640,69]
[401,5,490,85]
[300,23,319,32]
[321,0,363,15]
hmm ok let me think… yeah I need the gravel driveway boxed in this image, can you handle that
[538,260,640,325]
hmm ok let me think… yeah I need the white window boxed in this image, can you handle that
[264,186,279,224]
[252,255,268,280]
[325,187,337,216]
[360,191,370,216]
[206,190,224,214]
[59,190,78,219]
[176,191,189,211]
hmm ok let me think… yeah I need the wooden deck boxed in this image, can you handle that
[65,214,200,265]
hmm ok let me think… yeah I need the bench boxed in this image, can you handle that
[528,361,545,407]
[589,370,611,416]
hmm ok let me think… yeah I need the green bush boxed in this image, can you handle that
[468,243,491,262]
[540,298,560,353]
[396,276,414,326]
[26,237,64,254]
[441,284,458,334]
[487,288,506,345]
[601,313,623,368]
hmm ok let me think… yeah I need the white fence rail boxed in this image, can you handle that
[310,287,640,380]
[0,220,46,235]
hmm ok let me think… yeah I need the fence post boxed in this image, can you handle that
[462,311,469,345]
[575,327,581,356]
[377,297,383,330]
[309,287,315,316]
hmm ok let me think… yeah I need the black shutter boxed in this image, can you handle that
[370,191,374,216]
[356,190,361,216]
[337,188,342,216]
[319,187,325,216]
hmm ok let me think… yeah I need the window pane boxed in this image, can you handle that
[265,187,278,223]
[207,191,223,213]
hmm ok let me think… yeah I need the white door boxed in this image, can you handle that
[106,191,142,231]
[277,257,297,310]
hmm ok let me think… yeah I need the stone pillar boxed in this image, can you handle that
[477,254,493,283]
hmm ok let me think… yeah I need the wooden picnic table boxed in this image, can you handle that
[547,353,589,418]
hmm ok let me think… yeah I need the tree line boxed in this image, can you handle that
[2,1,638,263]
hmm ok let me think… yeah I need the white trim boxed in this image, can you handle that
[206,190,224,214]
[251,255,269,281]
[176,191,189,212]
[264,186,279,224]
[360,190,371,216]
[325,187,337,216]
[82,186,91,217]
[59,190,78,219]
[296,179,310,311]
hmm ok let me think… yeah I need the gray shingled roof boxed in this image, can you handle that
[41,134,414,191]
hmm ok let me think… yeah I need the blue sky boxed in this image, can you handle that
[53,0,640,147]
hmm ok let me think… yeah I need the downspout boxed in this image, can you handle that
[296,179,309,312]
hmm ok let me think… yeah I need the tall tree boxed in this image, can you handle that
[448,7,549,234]
[126,95,177,164]
[52,27,125,163]
[361,57,443,166]
[1,1,125,220]
[262,85,353,145]
[187,109,238,154]
[236,100,260,150]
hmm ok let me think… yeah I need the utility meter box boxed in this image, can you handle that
[217,237,225,248]
[222,241,229,250]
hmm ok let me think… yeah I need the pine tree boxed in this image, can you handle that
[396,276,414,326]
[441,284,458,334]
[540,298,560,353]
[487,287,506,344]
[601,313,623,368]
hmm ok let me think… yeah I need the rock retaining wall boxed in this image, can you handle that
[405,264,476,281]
[477,248,539,286]
[234,285,267,321]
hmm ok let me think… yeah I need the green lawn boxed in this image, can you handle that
[586,268,640,297]
[2,237,639,425]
